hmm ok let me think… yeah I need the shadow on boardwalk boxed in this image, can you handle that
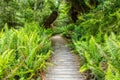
[45,35,84,80]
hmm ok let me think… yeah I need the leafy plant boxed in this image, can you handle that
[0,22,52,79]
[73,36,105,79]
[73,32,120,80]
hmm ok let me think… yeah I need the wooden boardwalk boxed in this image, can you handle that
[45,35,84,80]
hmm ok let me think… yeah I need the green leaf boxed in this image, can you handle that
[80,64,89,72]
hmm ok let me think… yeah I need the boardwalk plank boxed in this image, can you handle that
[45,35,84,80]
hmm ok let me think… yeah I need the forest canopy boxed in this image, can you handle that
[0,0,104,28]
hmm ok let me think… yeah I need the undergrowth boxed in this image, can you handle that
[0,22,52,79]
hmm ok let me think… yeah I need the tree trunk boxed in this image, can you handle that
[44,11,58,28]
[68,0,99,23]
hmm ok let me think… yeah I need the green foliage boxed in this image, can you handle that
[68,0,120,42]
[0,0,57,28]
[105,63,120,80]
[73,36,105,79]
[57,1,71,27]
[67,0,120,80]
[0,22,52,79]
[73,32,120,79]
[53,24,74,37]
[0,0,120,80]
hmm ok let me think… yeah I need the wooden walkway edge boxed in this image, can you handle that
[45,35,84,80]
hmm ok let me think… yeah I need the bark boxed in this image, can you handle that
[68,0,99,23]
[44,11,58,28]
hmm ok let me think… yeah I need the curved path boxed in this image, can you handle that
[45,35,84,80]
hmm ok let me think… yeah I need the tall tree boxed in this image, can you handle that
[68,0,99,23]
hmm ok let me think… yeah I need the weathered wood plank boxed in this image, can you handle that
[45,35,84,80]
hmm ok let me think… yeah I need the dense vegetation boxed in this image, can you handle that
[0,0,120,80]
[0,23,52,79]
[64,0,120,80]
